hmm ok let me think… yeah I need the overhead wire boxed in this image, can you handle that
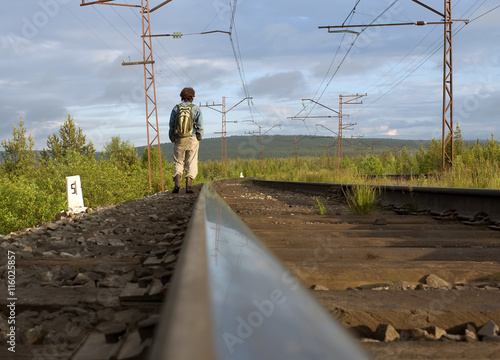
[120,0,209,99]
[293,0,360,136]
[316,0,401,103]
[301,0,400,138]
[353,0,487,115]
[227,0,264,129]
[469,3,500,21]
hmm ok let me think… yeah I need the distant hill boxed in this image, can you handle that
[136,135,435,162]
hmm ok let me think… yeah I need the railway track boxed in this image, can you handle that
[2,179,500,359]
[0,190,199,360]
[215,179,500,359]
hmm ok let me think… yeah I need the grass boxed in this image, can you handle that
[343,184,380,215]
[313,197,328,215]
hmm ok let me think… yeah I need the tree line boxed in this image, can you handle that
[1,115,499,234]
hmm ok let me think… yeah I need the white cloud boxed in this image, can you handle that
[1,0,499,150]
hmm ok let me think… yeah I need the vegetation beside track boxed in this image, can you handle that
[1,116,499,234]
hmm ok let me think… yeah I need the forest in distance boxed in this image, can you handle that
[1,115,499,234]
[137,135,435,162]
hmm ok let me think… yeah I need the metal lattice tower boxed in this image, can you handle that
[81,0,169,191]
[442,0,453,169]
[338,94,364,162]
[202,97,252,177]
[319,0,468,171]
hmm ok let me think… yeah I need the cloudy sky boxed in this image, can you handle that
[1,0,499,151]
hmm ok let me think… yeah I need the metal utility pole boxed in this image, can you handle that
[350,135,363,159]
[290,99,340,164]
[80,0,172,191]
[338,94,365,160]
[201,97,252,177]
[315,124,341,168]
[320,0,468,170]
[317,143,333,170]
[245,124,280,174]
[281,135,309,168]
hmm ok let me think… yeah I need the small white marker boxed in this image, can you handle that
[65,175,87,214]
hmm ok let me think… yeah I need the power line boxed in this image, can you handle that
[295,1,400,135]
[355,0,487,114]
[470,3,500,22]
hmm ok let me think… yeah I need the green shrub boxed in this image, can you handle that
[343,184,380,214]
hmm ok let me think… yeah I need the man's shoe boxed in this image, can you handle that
[173,174,181,193]
[186,177,194,194]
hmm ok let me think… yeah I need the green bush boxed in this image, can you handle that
[343,185,380,215]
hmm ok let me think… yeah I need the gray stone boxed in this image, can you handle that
[76,236,86,244]
[60,252,75,258]
[478,320,499,338]
[97,308,115,322]
[73,273,92,286]
[24,325,45,345]
[372,285,389,291]
[148,279,165,296]
[94,233,109,246]
[108,238,125,246]
[138,276,154,288]
[442,333,463,341]
[483,286,499,291]
[409,328,428,340]
[39,271,54,283]
[61,269,78,281]
[94,262,113,275]
[389,281,412,290]
[375,324,400,342]
[113,309,143,326]
[360,338,380,343]
[96,322,127,343]
[98,274,126,288]
[427,325,447,340]
[482,335,500,343]
[464,328,478,342]
[310,284,329,291]
[425,274,451,289]
[0,314,9,338]
[46,223,59,231]
[466,324,477,334]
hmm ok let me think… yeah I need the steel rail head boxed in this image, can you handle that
[149,180,370,360]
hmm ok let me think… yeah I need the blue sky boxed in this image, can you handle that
[1,0,499,151]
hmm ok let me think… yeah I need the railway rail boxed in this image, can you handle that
[215,179,500,359]
[1,178,500,359]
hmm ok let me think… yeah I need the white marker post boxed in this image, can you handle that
[65,175,87,213]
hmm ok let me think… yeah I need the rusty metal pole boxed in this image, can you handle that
[294,135,298,168]
[221,97,227,177]
[141,0,164,191]
[80,0,168,191]
[442,0,454,170]
[338,95,343,167]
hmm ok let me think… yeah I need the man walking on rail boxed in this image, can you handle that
[169,87,204,194]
